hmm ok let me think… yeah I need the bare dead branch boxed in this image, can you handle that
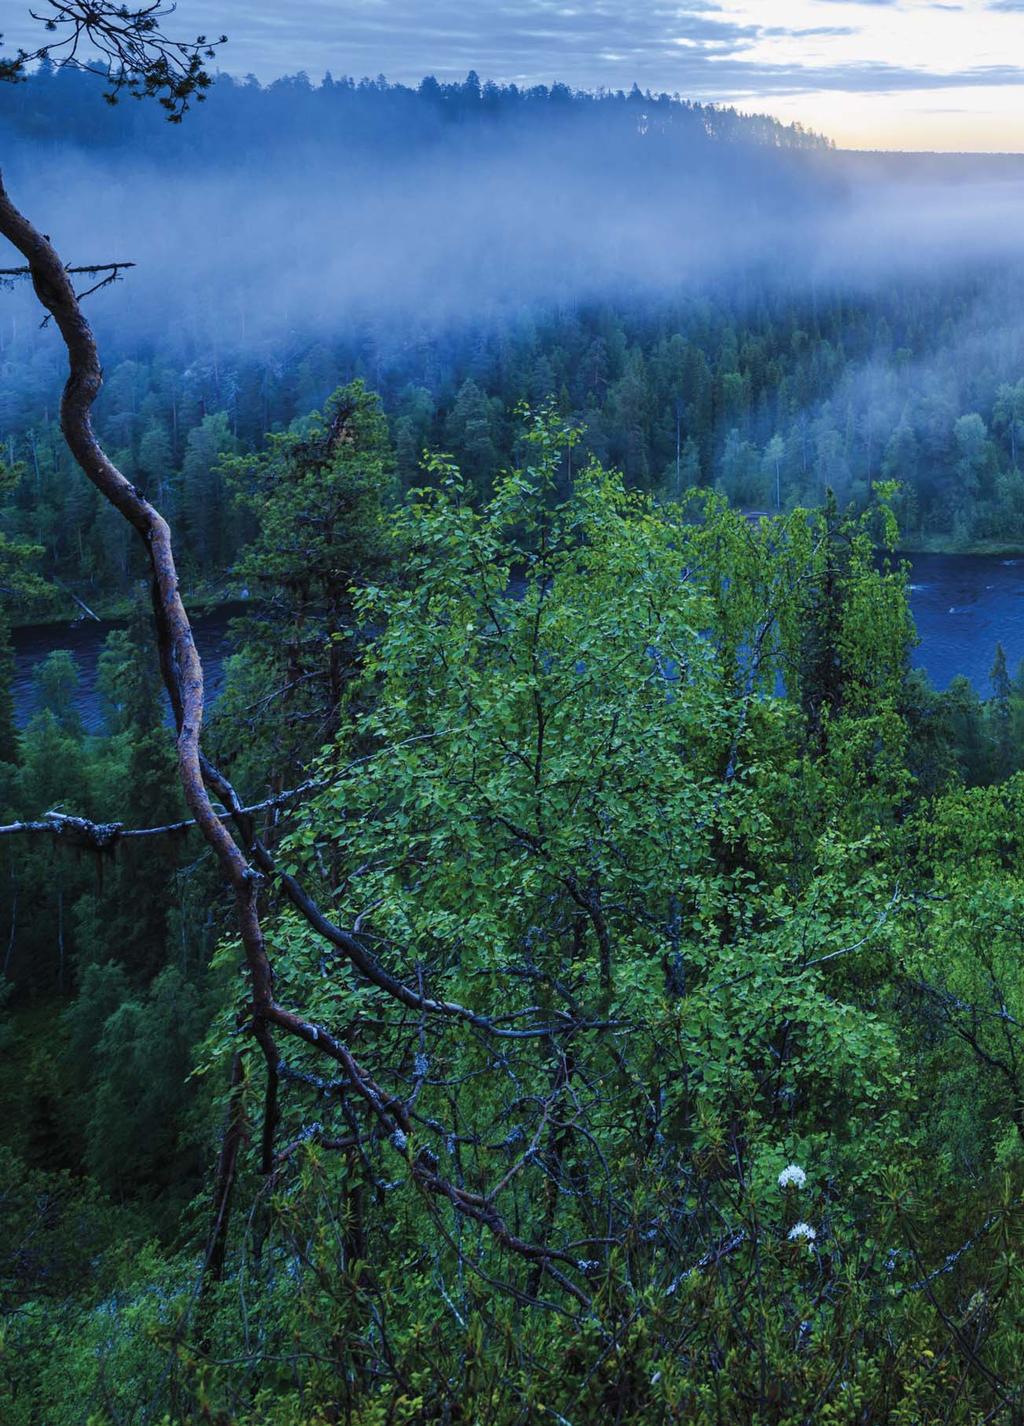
[0,162,282,1242]
[0,262,136,277]
[0,780,324,847]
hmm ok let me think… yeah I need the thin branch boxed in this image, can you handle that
[0,261,136,277]
[55,578,101,621]
[0,781,322,845]
[902,1214,1000,1295]
[7,3,226,120]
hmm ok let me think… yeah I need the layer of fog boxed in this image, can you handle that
[4,115,1024,358]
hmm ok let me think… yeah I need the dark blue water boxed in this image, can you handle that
[9,554,1024,729]
[906,553,1024,693]
[11,605,238,731]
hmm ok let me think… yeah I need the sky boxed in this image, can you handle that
[5,0,1024,151]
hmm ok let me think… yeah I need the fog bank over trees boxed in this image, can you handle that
[6,64,1024,607]
[4,66,1023,348]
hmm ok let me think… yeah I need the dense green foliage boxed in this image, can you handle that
[217,381,397,783]
[5,395,1024,1421]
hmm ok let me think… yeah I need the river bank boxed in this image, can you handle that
[7,582,238,632]
[897,538,1024,559]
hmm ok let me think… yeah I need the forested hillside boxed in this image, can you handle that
[8,33,1024,1426]
[6,69,1024,628]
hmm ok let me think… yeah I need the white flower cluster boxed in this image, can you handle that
[778,1163,807,1190]
[787,1222,817,1245]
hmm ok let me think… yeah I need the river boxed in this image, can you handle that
[12,604,239,732]
[9,553,1024,729]
[903,552,1024,693]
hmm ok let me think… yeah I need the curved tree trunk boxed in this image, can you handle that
[0,175,273,1005]
[0,171,280,1270]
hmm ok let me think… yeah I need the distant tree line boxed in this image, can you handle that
[0,61,830,157]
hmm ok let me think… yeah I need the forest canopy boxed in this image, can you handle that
[5,395,1024,1421]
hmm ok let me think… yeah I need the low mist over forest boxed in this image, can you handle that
[11,18,1024,1423]
[6,66,1024,608]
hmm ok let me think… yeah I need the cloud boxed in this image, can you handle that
[3,0,1023,109]
[186,1,1024,99]
[724,60,1024,95]
[191,0,762,79]
[761,27,860,38]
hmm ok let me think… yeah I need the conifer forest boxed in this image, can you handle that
[7,4,1024,1422]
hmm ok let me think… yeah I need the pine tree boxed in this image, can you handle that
[0,609,18,766]
[991,641,1012,780]
[221,381,398,783]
